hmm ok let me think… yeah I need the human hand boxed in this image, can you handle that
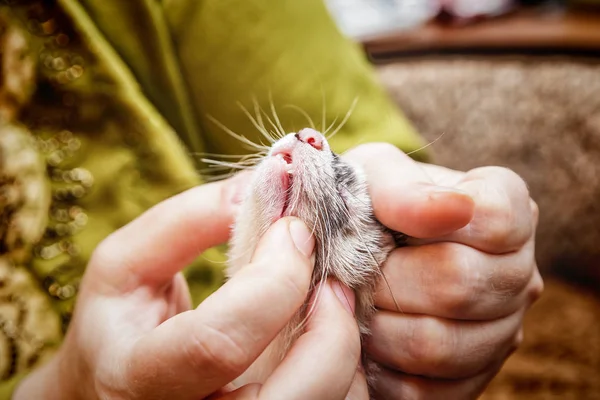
[14,177,363,400]
[345,143,543,399]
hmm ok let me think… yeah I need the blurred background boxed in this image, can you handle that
[326,1,600,399]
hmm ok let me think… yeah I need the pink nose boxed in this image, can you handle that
[296,128,324,150]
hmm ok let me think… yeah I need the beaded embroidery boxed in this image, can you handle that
[0,0,210,383]
[1,0,112,380]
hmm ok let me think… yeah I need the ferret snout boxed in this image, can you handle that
[270,129,327,162]
[295,128,324,150]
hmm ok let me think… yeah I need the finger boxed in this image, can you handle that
[346,367,370,400]
[208,384,262,400]
[168,273,192,315]
[259,279,361,400]
[365,308,524,379]
[88,173,249,293]
[344,143,475,238]
[375,238,538,320]
[371,360,505,400]
[436,166,535,254]
[212,368,370,400]
[127,217,315,400]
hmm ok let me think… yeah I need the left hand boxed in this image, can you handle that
[345,143,543,399]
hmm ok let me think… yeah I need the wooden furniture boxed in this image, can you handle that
[362,6,600,62]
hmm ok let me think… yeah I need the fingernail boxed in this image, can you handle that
[289,219,315,258]
[423,185,471,202]
[423,184,468,196]
[331,280,356,315]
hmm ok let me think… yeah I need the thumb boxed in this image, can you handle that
[344,143,475,238]
[127,217,316,400]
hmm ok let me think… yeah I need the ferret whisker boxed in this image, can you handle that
[338,284,353,313]
[250,97,284,140]
[199,160,258,181]
[206,153,265,162]
[291,216,328,337]
[201,172,239,182]
[201,159,259,169]
[207,114,270,151]
[342,192,402,313]
[237,101,277,144]
[260,108,285,140]
[250,97,279,142]
[405,131,448,156]
[289,175,304,214]
[200,166,255,177]
[199,165,250,173]
[381,269,403,313]
[226,242,268,266]
[323,116,339,136]
[313,167,370,212]
[282,104,316,130]
[320,84,327,133]
[199,254,232,265]
[190,151,267,159]
[327,96,359,141]
[268,91,287,138]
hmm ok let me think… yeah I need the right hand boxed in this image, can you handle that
[14,177,364,400]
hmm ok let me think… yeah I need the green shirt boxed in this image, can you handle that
[0,0,426,396]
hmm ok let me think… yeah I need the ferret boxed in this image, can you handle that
[225,127,407,396]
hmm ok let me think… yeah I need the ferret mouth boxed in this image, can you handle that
[275,152,295,217]
[282,173,292,215]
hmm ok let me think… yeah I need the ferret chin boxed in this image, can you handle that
[226,128,398,396]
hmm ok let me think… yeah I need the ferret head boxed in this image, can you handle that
[228,128,394,292]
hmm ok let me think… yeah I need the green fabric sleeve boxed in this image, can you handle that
[165,0,427,159]
[73,0,426,161]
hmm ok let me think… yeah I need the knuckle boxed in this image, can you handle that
[359,142,399,156]
[406,317,452,371]
[528,270,544,302]
[478,201,514,248]
[90,235,117,266]
[475,166,529,194]
[370,142,402,157]
[89,233,125,274]
[187,322,250,377]
[470,167,534,250]
[88,233,137,292]
[350,142,403,164]
[438,245,483,316]
[530,199,540,224]
[513,329,524,350]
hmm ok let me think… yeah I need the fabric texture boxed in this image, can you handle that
[0,0,423,397]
